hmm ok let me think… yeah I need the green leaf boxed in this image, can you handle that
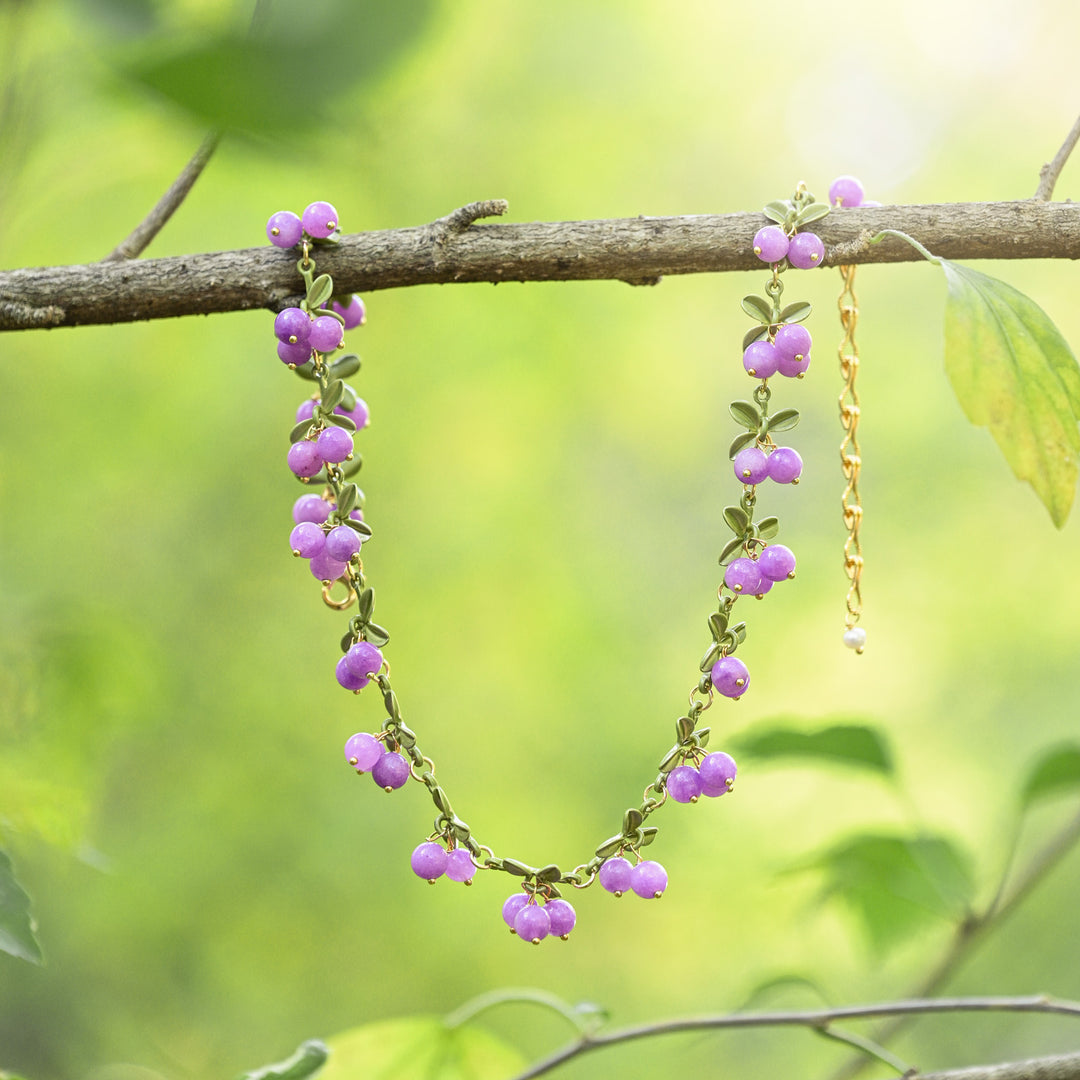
[742,325,769,350]
[338,386,357,414]
[358,588,375,623]
[500,859,534,878]
[365,622,390,647]
[708,611,729,639]
[239,1040,329,1080]
[795,202,830,226]
[341,456,364,478]
[723,505,749,535]
[322,380,344,412]
[729,400,761,429]
[327,412,357,431]
[331,354,361,380]
[741,294,773,324]
[0,849,43,965]
[730,722,894,778]
[638,826,659,847]
[536,864,562,883]
[717,536,744,565]
[778,302,812,325]
[307,275,334,311]
[755,516,779,540]
[293,361,318,381]
[801,833,974,954]
[336,483,359,516]
[344,517,372,536]
[763,200,793,225]
[320,1017,524,1080]
[728,431,757,459]
[941,260,1080,527]
[766,407,800,432]
[1019,744,1080,810]
[289,420,314,444]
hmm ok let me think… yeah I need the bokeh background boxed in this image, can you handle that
[2,1,1080,1078]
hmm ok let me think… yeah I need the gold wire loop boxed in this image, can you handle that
[688,683,714,713]
[837,263,864,641]
[409,755,436,782]
[322,576,357,610]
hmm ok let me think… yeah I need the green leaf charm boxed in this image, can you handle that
[0,849,43,965]
[941,261,1080,526]
[723,505,749,535]
[766,407,800,433]
[741,295,773,324]
[729,400,761,430]
[777,302,812,325]
[728,431,758,459]
[306,274,334,310]
[742,325,769,350]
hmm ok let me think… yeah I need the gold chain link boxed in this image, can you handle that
[837,264,865,652]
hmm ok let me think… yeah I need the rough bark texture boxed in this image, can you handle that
[920,1052,1080,1080]
[2,200,1079,332]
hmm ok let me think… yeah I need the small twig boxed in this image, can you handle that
[434,199,510,234]
[101,131,221,261]
[503,995,1080,1080]
[828,805,1080,1080]
[1035,113,1080,200]
[816,1024,913,1076]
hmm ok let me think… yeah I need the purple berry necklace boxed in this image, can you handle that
[266,187,834,943]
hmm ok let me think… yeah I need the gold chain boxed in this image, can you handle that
[837,264,865,653]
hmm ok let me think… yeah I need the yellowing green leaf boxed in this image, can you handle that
[321,1018,525,1080]
[941,261,1080,527]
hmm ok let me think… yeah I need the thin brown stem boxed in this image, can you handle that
[1035,113,1080,200]
[5,199,1080,333]
[504,997,1080,1080]
[101,131,222,262]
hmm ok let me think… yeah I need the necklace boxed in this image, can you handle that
[267,183,842,944]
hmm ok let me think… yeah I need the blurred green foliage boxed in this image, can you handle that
[2,1,1080,1079]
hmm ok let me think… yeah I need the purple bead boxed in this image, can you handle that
[344,732,382,772]
[514,903,550,943]
[743,340,779,379]
[309,315,344,353]
[293,494,331,525]
[774,323,812,363]
[777,352,811,378]
[502,893,529,928]
[758,543,796,581]
[829,175,865,207]
[699,751,738,797]
[788,232,825,270]
[349,508,365,522]
[733,447,770,485]
[411,841,448,882]
[336,656,367,691]
[371,750,409,790]
[445,849,476,883]
[289,521,326,558]
[767,447,803,484]
[316,426,353,464]
[724,557,763,595]
[630,860,668,899]
[287,440,323,478]
[598,856,633,895]
[544,899,576,938]
[274,307,311,345]
[753,225,789,263]
[711,655,750,698]
[345,640,383,680]
[266,210,302,248]
[278,340,312,367]
[333,295,366,329]
[325,525,362,562]
[336,397,370,430]
[296,399,317,423]
[754,576,773,597]
[309,550,347,582]
[667,764,703,804]
[302,200,339,239]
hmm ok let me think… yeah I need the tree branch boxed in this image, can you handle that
[101,131,222,262]
[918,1053,1080,1080]
[504,996,1080,1080]
[2,199,1080,333]
[1035,113,1080,201]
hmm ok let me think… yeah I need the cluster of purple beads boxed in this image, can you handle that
[291,493,367,584]
[752,224,825,271]
[664,750,738,804]
[344,731,409,791]
[501,892,577,944]
[597,857,669,899]
[733,444,802,485]
[743,322,812,380]
[336,640,384,692]
[410,841,477,885]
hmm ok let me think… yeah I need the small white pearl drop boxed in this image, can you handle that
[843,627,867,650]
